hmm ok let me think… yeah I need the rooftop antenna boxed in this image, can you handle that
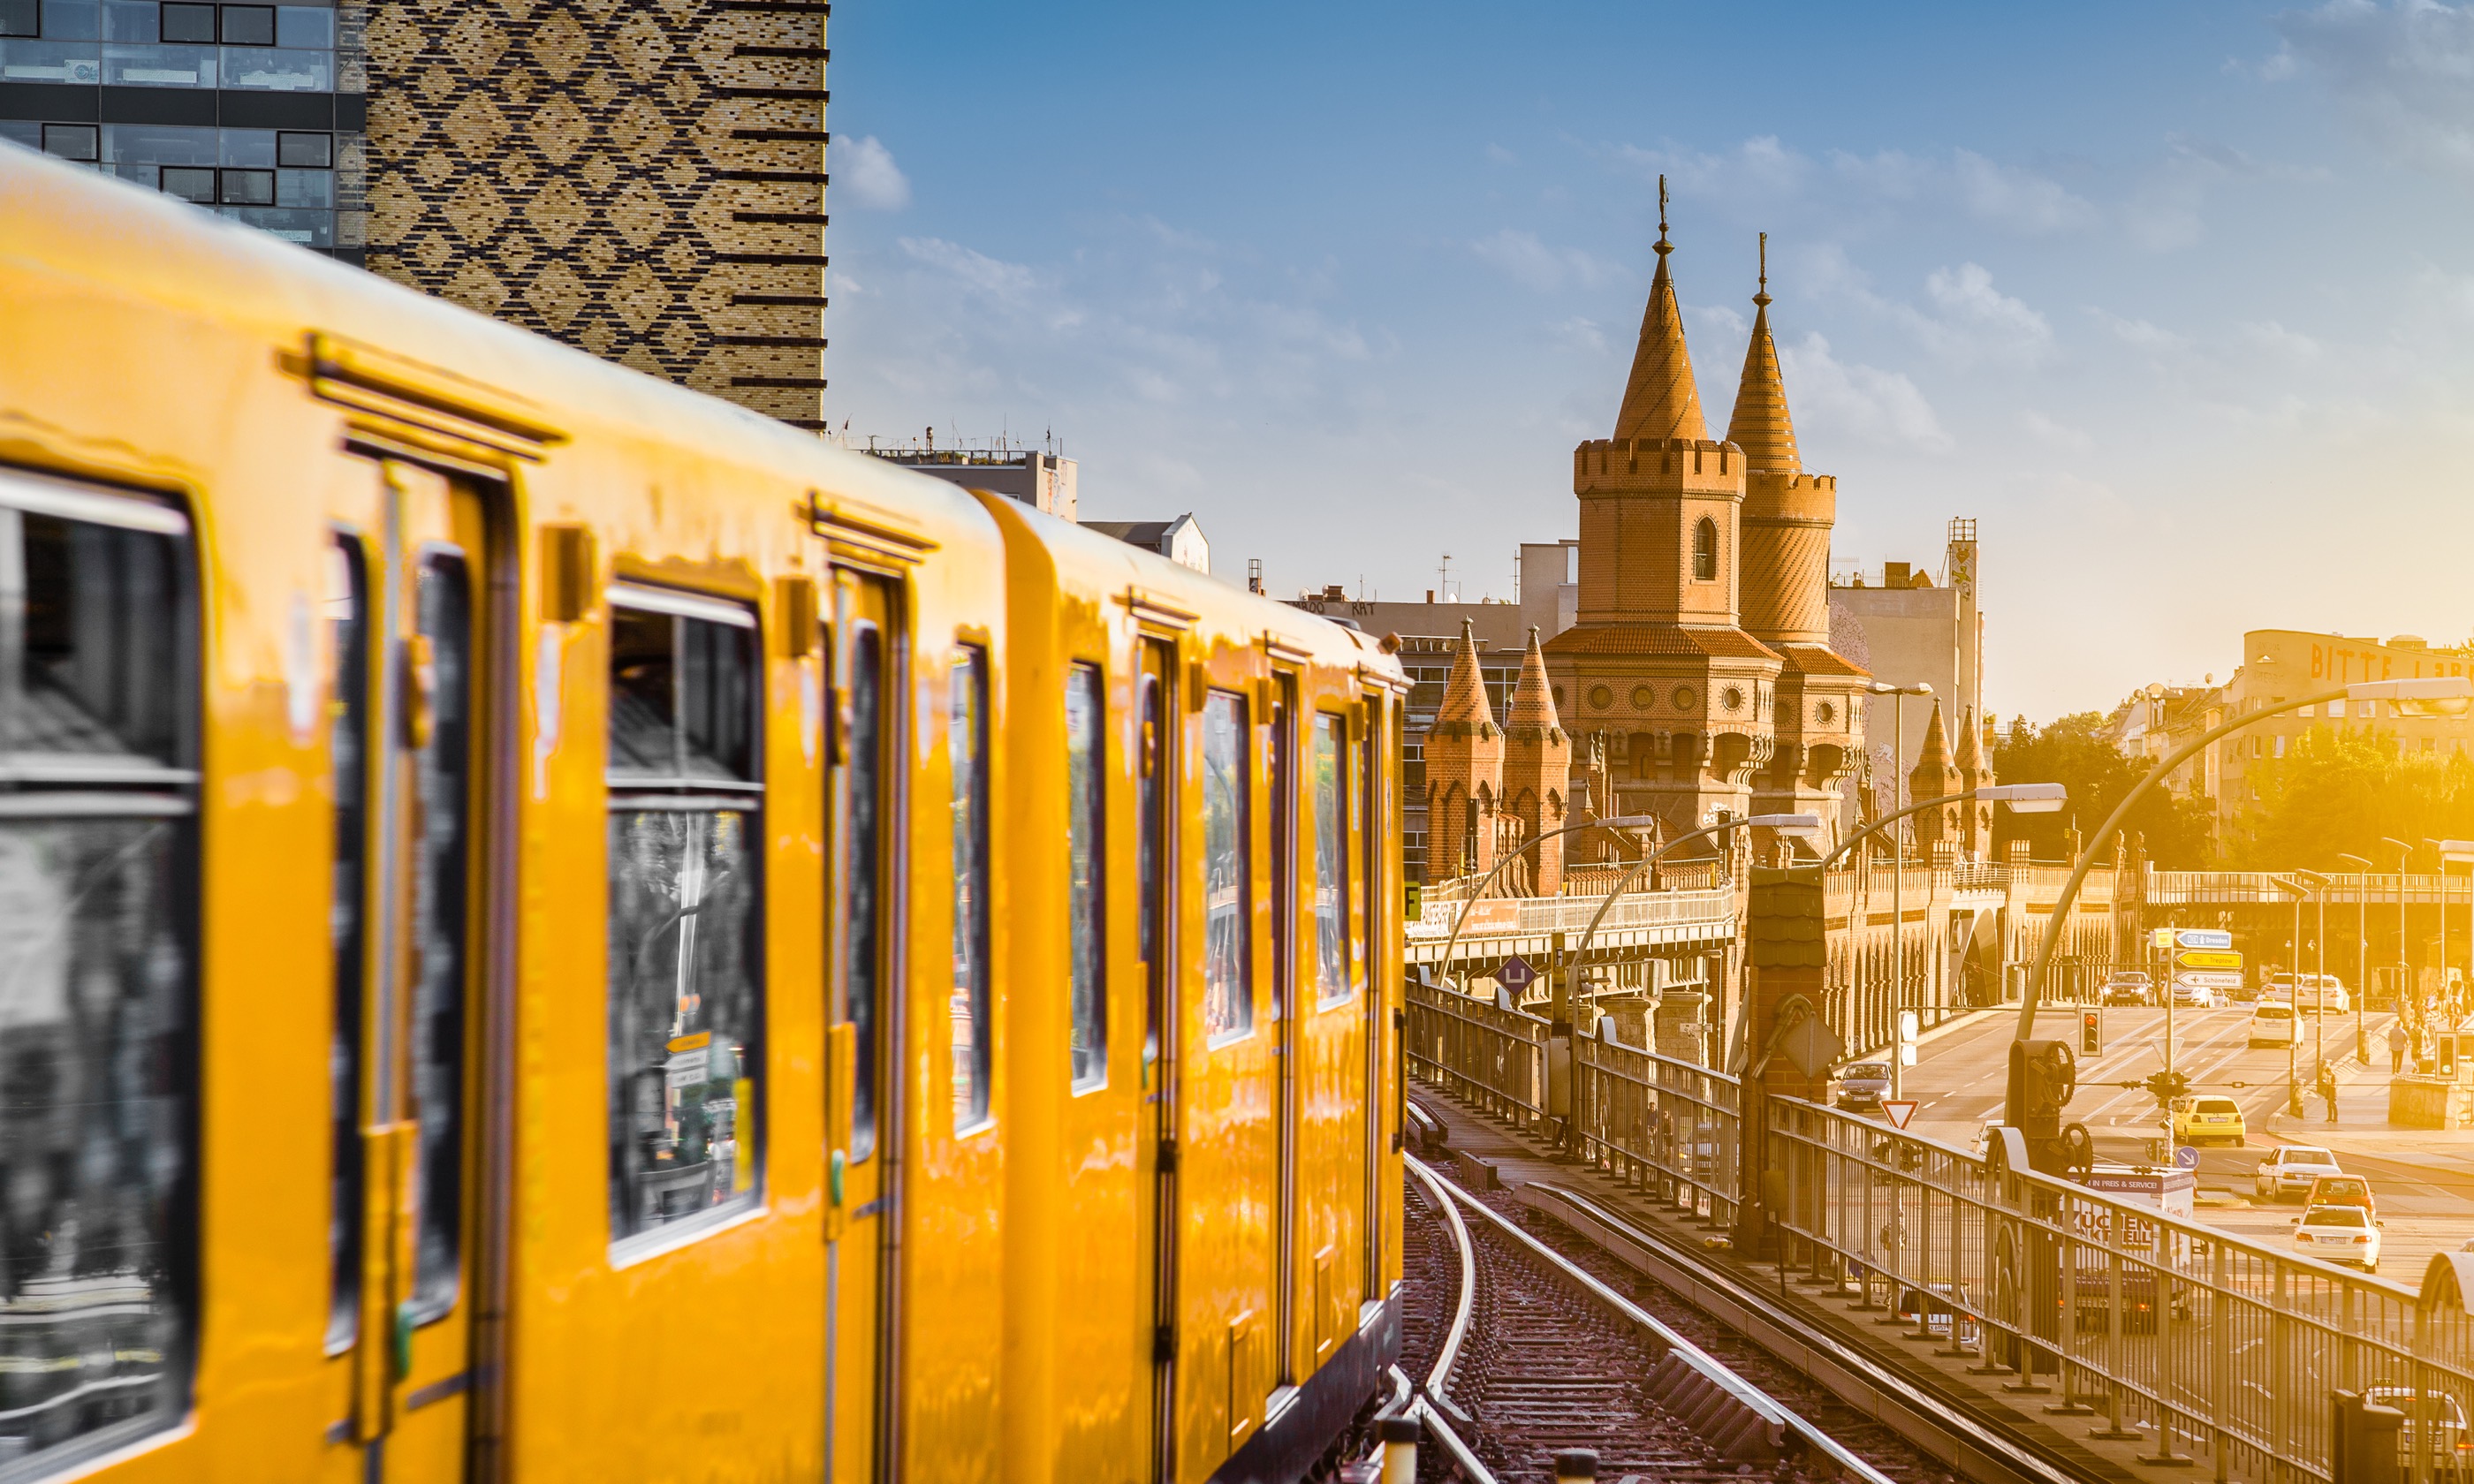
[924,426,934,452]
[1439,553,1453,605]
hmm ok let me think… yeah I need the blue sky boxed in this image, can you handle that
[820,2,2474,721]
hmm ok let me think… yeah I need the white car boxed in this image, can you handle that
[2170,979,2220,1008]
[2257,1146,2344,1201]
[2291,974,2351,1013]
[2292,1202,2382,1272]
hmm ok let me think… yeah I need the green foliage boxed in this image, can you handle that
[2227,724,2474,869]
[1989,712,2216,867]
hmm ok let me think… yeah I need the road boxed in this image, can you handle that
[1890,1002,2474,1280]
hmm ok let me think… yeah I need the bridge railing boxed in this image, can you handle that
[1765,1097,2473,1484]
[1409,885,1737,943]
[1403,978,1549,1131]
[1570,1027,1742,1227]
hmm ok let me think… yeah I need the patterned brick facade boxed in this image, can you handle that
[362,0,829,427]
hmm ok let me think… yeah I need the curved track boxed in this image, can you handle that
[1402,1155,1939,1484]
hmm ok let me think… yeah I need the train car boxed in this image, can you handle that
[0,145,1403,1484]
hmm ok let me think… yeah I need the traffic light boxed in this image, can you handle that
[2141,1069,2190,1107]
[2081,1010,2101,1056]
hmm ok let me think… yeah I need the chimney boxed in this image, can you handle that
[1426,590,1436,603]
[1884,561,1910,588]
[1324,585,1347,602]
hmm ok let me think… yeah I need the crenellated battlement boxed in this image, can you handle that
[1573,436,1748,496]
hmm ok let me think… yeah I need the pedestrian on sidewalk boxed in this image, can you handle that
[2391,1021,2410,1073]
[2318,1062,2340,1124]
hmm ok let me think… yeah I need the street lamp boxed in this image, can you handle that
[2273,874,2324,1118]
[2384,836,2413,1026]
[2438,840,2474,1028]
[1865,681,1935,1088]
[2338,852,2372,1064]
[2007,675,2474,1131]
[1818,782,2067,1097]
[1434,813,1658,991]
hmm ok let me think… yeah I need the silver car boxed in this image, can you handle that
[1836,1062,1893,1111]
[2256,1145,2343,1202]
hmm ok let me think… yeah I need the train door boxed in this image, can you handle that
[1140,640,1179,1482]
[327,459,497,1482]
[825,569,901,1483]
[1269,674,1298,1383]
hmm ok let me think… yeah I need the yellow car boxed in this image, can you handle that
[2171,1094,2248,1147]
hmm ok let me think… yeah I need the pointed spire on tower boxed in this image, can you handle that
[1953,703,1985,779]
[1613,175,1710,444]
[1503,626,1563,739]
[1434,618,1498,738]
[1725,231,1801,473]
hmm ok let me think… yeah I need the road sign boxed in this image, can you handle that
[2177,972,2243,989]
[1881,1100,1919,1130]
[1495,955,1537,994]
[1897,1044,1918,1066]
[2177,950,2243,969]
[1897,1010,1920,1043]
[2176,928,2235,950]
[1777,1013,1847,1079]
[2151,928,2177,950]
[2173,1145,2200,1170]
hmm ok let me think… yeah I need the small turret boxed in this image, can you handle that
[1909,702,1961,853]
[1422,620,1504,882]
[1501,628,1572,894]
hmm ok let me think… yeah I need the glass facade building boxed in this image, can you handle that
[1,0,362,260]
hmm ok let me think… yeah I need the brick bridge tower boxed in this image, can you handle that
[1728,233,1870,844]
[1544,180,1784,844]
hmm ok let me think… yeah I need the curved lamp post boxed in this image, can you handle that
[1434,813,1658,989]
[1560,812,1824,1034]
[1814,783,2066,1094]
[2007,676,2474,1127]
[2338,851,2372,1063]
[2383,836,2414,1026]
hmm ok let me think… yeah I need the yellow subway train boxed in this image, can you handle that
[0,148,1404,1482]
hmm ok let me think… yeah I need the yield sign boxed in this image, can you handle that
[1495,955,1537,994]
[1880,1100,1920,1131]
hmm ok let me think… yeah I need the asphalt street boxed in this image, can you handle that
[1889,1003,2474,1279]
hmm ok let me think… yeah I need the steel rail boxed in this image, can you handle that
[1529,1180,2078,1484]
[1405,1155,1478,1407]
[1406,1155,1900,1484]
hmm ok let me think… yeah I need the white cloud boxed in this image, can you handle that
[1470,229,1623,292]
[839,135,912,210]
[1911,262,2053,365]
[2023,410,2092,450]
[2240,319,2323,361]
[898,237,1041,302]
[2272,0,2474,180]
[1775,332,1952,451]
[1951,149,2101,234]
[2086,307,2190,354]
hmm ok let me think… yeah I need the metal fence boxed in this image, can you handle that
[1402,975,2474,1483]
[1404,979,1549,1131]
[1569,1027,1742,1228]
[1766,1098,2473,1484]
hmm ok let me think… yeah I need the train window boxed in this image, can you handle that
[0,481,197,1473]
[1314,713,1348,1006]
[1137,669,1165,1078]
[605,591,763,1249]
[1202,691,1252,1041]
[1066,662,1105,1090]
[407,554,469,1314]
[842,623,883,1162]
[950,647,991,1130]
[1361,700,1379,988]
[325,538,367,1350]
[1270,685,1292,1023]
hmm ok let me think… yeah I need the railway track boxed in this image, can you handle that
[1399,1154,1943,1484]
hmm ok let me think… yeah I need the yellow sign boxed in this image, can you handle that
[2151,928,2177,950]
[2177,950,2243,969]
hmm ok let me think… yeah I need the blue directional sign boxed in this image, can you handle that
[1496,955,1537,994]
[2174,1145,2201,1170]
[2176,929,2234,950]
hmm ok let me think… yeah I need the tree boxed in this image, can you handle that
[2226,725,2474,869]
[1989,712,2215,867]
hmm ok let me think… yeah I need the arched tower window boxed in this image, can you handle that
[1692,519,1719,581]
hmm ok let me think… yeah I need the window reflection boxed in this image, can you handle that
[605,598,762,1247]
[323,539,365,1349]
[948,649,990,1130]
[1314,714,1347,1006]
[1065,663,1104,1088]
[840,624,881,1162]
[1203,693,1250,1041]
[0,494,194,1473]
[407,556,467,1313]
